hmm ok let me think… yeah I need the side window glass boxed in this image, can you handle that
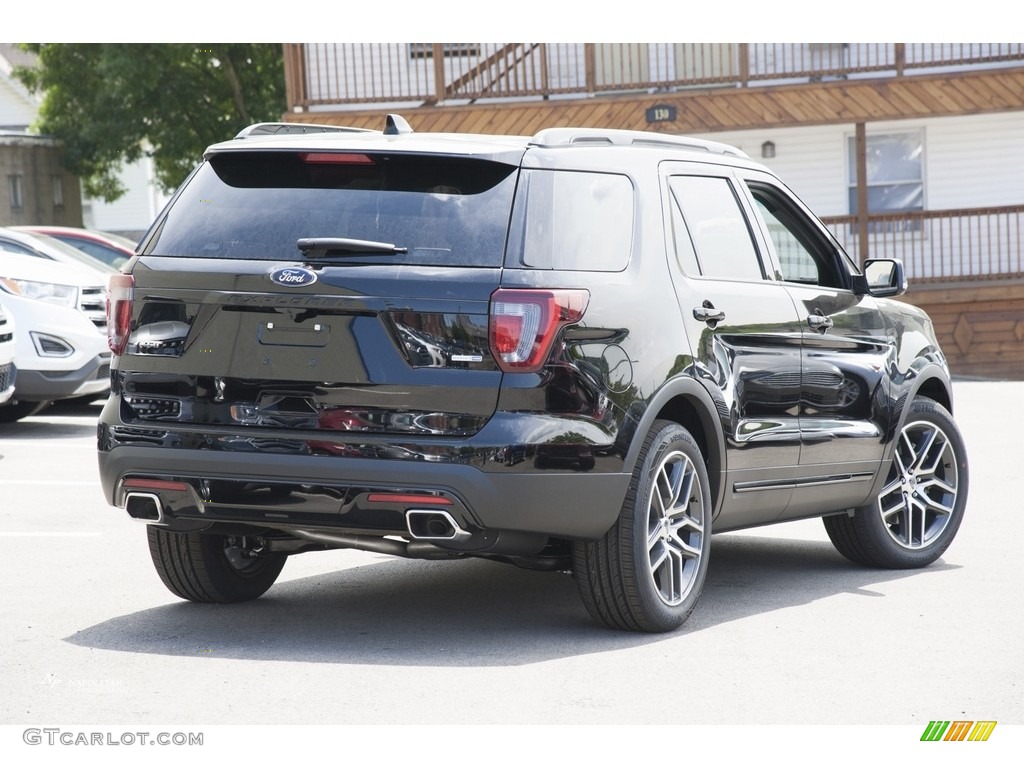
[0,239,38,257]
[668,186,700,276]
[752,197,821,284]
[748,184,844,289]
[667,175,764,281]
[511,169,633,271]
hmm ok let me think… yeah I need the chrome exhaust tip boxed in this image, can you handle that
[124,492,164,523]
[405,509,470,541]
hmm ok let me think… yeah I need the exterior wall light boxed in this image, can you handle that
[761,141,776,159]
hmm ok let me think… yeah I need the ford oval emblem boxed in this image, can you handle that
[268,266,318,287]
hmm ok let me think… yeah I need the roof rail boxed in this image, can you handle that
[528,127,748,159]
[234,122,375,139]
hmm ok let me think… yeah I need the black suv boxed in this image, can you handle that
[97,117,969,632]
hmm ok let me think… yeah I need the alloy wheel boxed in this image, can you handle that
[646,450,706,606]
[877,419,960,550]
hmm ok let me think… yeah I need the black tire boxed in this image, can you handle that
[573,420,712,632]
[0,399,51,422]
[147,527,287,603]
[824,396,968,569]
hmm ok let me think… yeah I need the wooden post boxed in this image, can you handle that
[895,43,905,77]
[584,43,596,95]
[539,43,549,97]
[738,44,750,87]
[856,122,870,265]
[432,44,446,103]
[282,44,308,114]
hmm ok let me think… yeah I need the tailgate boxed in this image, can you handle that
[116,259,502,436]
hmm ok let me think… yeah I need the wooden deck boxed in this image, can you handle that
[902,282,1024,381]
[283,66,1024,136]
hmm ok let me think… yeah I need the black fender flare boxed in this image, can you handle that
[620,376,728,516]
[865,361,954,501]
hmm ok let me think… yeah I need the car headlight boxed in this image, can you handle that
[0,277,79,307]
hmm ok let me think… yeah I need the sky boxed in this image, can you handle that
[3,2,1008,44]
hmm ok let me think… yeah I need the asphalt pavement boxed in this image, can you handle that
[0,380,1020,765]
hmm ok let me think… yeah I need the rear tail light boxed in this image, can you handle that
[489,288,589,373]
[107,273,134,355]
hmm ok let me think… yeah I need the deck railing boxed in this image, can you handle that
[821,205,1024,284]
[286,43,1024,108]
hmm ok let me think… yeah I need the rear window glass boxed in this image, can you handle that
[506,169,634,271]
[144,152,518,267]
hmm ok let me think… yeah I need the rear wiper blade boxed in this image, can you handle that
[297,237,408,257]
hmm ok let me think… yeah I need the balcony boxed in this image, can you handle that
[823,205,1024,285]
[819,205,1024,380]
[285,43,1024,110]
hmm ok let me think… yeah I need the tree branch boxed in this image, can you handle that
[219,49,251,125]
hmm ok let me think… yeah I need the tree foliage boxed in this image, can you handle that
[13,43,285,201]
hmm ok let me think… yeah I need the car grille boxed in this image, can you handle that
[79,286,107,333]
[0,362,13,390]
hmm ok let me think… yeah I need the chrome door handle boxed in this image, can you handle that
[693,301,726,325]
[807,313,833,333]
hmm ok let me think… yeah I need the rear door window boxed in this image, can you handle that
[667,175,767,282]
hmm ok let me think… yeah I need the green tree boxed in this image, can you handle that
[13,43,285,201]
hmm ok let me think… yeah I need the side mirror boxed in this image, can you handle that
[859,258,907,297]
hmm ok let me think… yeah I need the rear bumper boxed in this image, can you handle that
[97,402,630,542]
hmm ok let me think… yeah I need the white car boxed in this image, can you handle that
[0,226,117,276]
[12,225,135,270]
[0,251,111,422]
[0,300,15,406]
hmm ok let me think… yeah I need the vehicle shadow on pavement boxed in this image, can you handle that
[64,532,958,666]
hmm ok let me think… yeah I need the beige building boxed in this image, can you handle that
[0,132,83,227]
[0,45,83,227]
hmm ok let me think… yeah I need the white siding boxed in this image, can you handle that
[923,112,1024,209]
[82,156,169,236]
[0,75,37,130]
[691,112,1024,214]
[690,125,851,215]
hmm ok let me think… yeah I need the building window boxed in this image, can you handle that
[848,131,924,215]
[8,175,23,210]
[52,175,64,208]
[408,43,480,59]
